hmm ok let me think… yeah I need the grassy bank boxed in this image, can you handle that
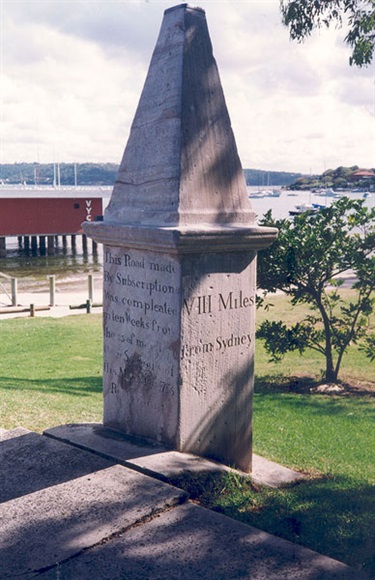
[0,307,374,575]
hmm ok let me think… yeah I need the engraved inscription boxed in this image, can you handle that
[181,288,255,361]
[181,333,252,360]
[103,247,255,398]
[183,290,254,316]
[103,248,180,398]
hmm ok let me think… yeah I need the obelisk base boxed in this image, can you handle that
[84,222,276,472]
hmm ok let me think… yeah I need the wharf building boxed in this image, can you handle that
[0,186,105,256]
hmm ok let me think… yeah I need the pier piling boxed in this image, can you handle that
[31,236,38,254]
[47,236,55,255]
[0,237,6,257]
[39,236,46,255]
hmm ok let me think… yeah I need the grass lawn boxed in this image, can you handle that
[0,315,103,431]
[0,304,374,575]
[229,345,374,576]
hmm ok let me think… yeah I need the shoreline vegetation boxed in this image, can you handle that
[1,162,301,187]
[287,165,375,192]
[1,162,374,191]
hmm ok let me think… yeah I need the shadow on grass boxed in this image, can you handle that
[254,375,375,423]
[255,374,375,397]
[0,376,102,396]
[255,374,318,395]
[173,470,375,577]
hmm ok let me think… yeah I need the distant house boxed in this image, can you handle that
[349,169,375,181]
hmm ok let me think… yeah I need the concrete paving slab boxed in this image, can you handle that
[130,449,230,480]
[45,423,228,481]
[38,501,363,580]
[0,428,113,502]
[0,464,187,579]
[251,454,304,488]
[45,423,303,487]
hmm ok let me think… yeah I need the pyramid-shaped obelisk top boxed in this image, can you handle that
[105,3,254,227]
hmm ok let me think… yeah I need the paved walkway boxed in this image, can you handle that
[0,289,103,319]
[0,424,366,579]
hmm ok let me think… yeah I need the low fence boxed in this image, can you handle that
[0,272,17,307]
[0,273,102,316]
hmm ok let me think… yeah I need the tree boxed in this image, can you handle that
[280,0,375,67]
[257,197,375,383]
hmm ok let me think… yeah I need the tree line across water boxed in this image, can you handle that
[0,163,302,188]
[288,166,375,191]
[2,162,374,190]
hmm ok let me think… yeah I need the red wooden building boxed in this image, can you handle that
[0,187,105,254]
[0,190,103,236]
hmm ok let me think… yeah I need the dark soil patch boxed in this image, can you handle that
[255,375,375,397]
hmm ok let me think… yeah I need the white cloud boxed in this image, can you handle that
[1,0,374,173]
[1,3,150,164]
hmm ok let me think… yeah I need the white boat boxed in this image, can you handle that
[249,188,281,199]
[312,203,326,210]
[248,190,266,198]
[321,188,342,198]
[289,203,317,216]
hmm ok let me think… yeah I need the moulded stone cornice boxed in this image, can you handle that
[83,221,278,254]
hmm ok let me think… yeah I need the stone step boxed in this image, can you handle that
[44,423,304,488]
[0,429,187,578]
[0,428,364,579]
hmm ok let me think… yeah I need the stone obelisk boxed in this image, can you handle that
[83,4,277,472]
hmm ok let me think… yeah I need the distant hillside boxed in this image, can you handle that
[0,163,119,186]
[0,163,301,187]
[243,169,302,187]
[287,166,375,190]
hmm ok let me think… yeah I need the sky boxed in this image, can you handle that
[1,0,374,175]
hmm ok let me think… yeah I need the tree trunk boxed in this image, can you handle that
[325,363,337,383]
[318,297,338,383]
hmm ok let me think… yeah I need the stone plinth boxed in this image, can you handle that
[83,4,277,472]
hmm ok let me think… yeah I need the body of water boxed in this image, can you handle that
[247,187,374,222]
[0,188,373,281]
